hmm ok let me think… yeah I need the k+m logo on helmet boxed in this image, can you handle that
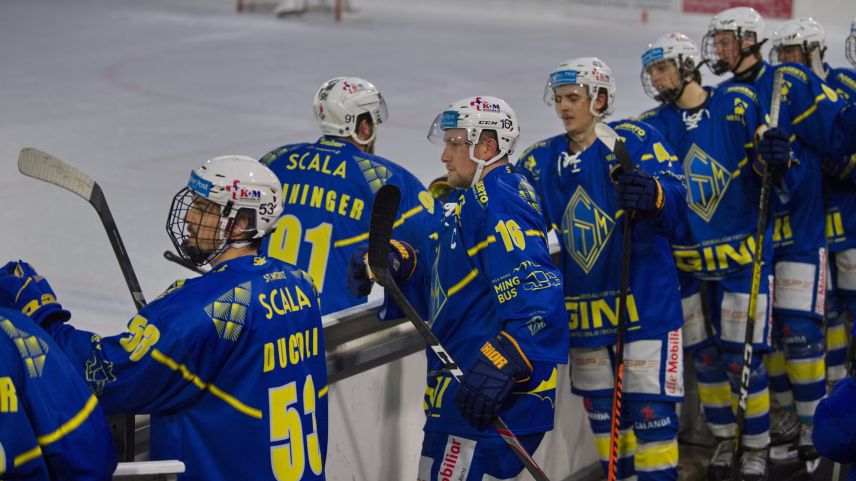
[470,96,501,112]
[225,180,262,203]
[341,80,367,95]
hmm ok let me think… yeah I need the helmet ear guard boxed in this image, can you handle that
[167,155,283,266]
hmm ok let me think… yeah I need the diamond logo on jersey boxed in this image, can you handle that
[356,157,392,193]
[0,318,48,378]
[205,282,252,341]
[683,144,732,222]
[562,186,615,274]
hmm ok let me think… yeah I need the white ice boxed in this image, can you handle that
[0,0,852,333]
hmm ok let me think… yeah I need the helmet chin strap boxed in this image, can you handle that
[468,144,505,188]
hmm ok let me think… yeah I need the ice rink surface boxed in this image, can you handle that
[0,0,852,333]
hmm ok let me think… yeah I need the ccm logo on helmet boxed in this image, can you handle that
[225,180,262,202]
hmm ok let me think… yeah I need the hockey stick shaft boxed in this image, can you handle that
[730,69,785,480]
[17,147,140,461]
[594,123,634,481]
[368,185,550,481]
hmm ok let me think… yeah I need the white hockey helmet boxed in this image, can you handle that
[641,32,703,103]
[167,155,283,266]
[770,18,826,77]
[543,57,616,118]
[312,76,388,146]
[846,18,856,68]
[702,7,766,75]
[427,96,520,187]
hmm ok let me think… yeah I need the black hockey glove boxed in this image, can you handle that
[754,126,791,181]
[345,240,417,298]
[455,332,533,429]
[611,166,664,218]
[0,260,71,327]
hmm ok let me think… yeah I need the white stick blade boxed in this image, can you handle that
[18,147,95,201]
[594,122,618,151]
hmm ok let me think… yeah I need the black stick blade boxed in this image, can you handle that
[368,184,401,272]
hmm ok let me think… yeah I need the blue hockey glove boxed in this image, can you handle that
[0,260,71,326]
[754,126,791,181]
[345,240,417,298]
[612,166,664,218]
[455,332,533,429]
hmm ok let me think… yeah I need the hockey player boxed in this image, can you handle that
[639,32,786,480]
[812,375,856,481]
[517,57,687,481]
[769,15,856,432]
[0,307,115,481]
[703,6,856,466]
[0,156,327,481]
[261,76,438,314]
[350,96,568,480]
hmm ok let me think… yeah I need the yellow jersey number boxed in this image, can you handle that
[268,215,333,293]
[269,374,323,480]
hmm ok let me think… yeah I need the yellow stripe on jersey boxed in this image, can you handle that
[791,93,827,126]
[318,385,329,398]
[448,269,479,297]
[13,445,42,468]
[151,349,262,419]
[37,394,100,446]
[524,229,546,239]
[467,236,496,257]
[333,205,426,248]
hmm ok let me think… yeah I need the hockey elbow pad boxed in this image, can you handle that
[454,331,533,429]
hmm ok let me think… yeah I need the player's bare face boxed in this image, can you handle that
[184,196,222,252]
[713,31,740,70]
[647,60,681,95]
[553,84,595,137]
[441,129,477,188]
[777,45,806,65]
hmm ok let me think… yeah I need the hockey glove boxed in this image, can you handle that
[754,126,791,181]
[612,166,664,218]
[0,260,71,327]
[345,240,418,298]
[455,331,533,429]
[428,175,455,204]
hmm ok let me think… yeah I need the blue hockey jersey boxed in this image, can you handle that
[0,307,115,481]
[823,64,856,252]
[397,165,568,437]
[516,120,686,348]
[44,256,327,481]
[639,84,773,278]
[260,136,439,315]
[721,62,855,258]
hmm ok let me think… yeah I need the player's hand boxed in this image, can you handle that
[754,126,791,181]
[346,240,417,297]
[346,247,373,298]
[0,260,71,326]
[455,332,533,429]
[612,166,664,218]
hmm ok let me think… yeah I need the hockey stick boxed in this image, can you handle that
[594,123,634,481]
[17,147,139,462]
[367,184,551,481]
[730,68,785,480]
[163,250,206,275]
